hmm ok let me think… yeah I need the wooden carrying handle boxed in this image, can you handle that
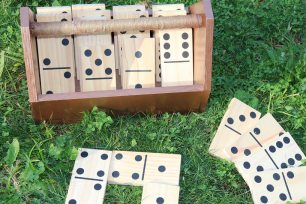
[31,14,204,37]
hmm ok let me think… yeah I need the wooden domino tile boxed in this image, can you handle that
[112,5,149,72]
[151,4,185,11]
[152,8,187,83]
[141,183,180,204]
[234,132,305,178]
[79,45,116,91]
[108,151,181,186]
[224,113,284,161]
[121,37,155,89]
[209,98,261,159]
[159,25,194,86]
[36,7,75,94]
[244,166,306,204]
[65,148,112,204]
[72,5,112,81]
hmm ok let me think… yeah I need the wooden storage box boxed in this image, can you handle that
[20,0,214,123]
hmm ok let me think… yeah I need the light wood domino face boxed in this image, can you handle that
[79,45,116,91]
[224,113,284,161]
[159,28,193,86]
[108,151,181,186]
[209,98,261,159]
[36,7,75,94]
[245,166,306,204]
[121,38,155,89]
[152,8,187,83]
[65,148,112,204]
[141,183,180,204]
[234,132,304,177]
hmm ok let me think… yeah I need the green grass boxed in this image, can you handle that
[0,0,305,203]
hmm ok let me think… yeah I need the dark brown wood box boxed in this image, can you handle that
[20,0,214,123]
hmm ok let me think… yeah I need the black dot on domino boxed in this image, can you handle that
[115,153,123,160]
[253,128,260,135]
[81,151,88,158]
[279,193,287,201]
[231,147,238,154]
[244,149,251,156]
[46,91,53,94]
[227,117,234,124]
[135,155,142,161]
[140,15,146,18]
[94,183,102,190]
[295,153,302,161]
[139,30,145,33]
[256,166,264,172]
[136,9,141,11]
[76,168,84,175]
[250,111,257,118]
[158,165,166,172]
[283,136,290,144]
[164,52,170,59]
[95,59,102,66]
[61,18,67,22]
[135,84,142,89]
[273,173,280,180]
[288,158,295,165]
[164,43,170,50]
[85,68,93,76]
[68,199,77,204]
[182,32,189,39]
[182,51,189,58]
[130,35,137,38]
[182,42,189,49]
[281,163,287,169]
[287,171,294,179]
[101,153,108,160]
[269,145,276,153]
[159,73,161,78]
[279,132,284,136]
[104,49,112,56]
[135,51,142,58]
[243,161,250,169]
[62,38,69,46]
[132,173,139,180]
[260,196,268,203]
[62,11,68,14]
[120,31,127,34]
[112,171,120,178]
[105,68,112,75]
[276,141,283,148]
[266,184,274,192]
[97,170,105,177]
[84,49,92,57]
[96,8,101,10]
[254,175,262,183]
[43,58,51,66]
[239,115,246,122]
[156,197,164,204]
[64,71,71,79]
[163,33,170,40]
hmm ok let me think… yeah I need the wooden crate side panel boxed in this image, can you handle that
[20,7,41,102]
[189,0,214,111]
[31,92,203,123]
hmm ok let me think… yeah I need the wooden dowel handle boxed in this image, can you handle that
[30,14,204,37]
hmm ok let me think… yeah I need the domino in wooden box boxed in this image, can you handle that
[20,0,214,123]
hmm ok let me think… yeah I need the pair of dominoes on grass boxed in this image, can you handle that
[209,98,306,204]
[36,4,194,94]
[65,148,181,204]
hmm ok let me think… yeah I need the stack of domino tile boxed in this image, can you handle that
[209,98,306,204]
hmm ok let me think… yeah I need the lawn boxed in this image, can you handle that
[0,0,305,203]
